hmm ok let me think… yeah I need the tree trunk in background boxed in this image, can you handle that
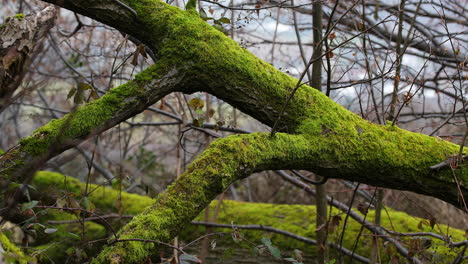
[310,1,328,263]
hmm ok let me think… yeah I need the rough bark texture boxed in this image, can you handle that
[0,0,466,263]
[0,7,57,113]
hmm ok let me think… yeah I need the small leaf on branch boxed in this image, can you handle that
[179,254,201,263]
[357,203,369,214]
[218,17,231,24]
[192,118,203,127]
[328,215,342,233]
[67,87,76,100]
[44,228,58,234]
[21,200,38,212]
[188,98,205,110]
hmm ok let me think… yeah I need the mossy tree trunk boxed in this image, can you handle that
[0,0,466,263]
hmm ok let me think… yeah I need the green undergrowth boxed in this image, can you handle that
[33,171,153,215]
[32,171,466,263]
[32,211,107,263]
[0,232,32,264]
[183,200,466,263]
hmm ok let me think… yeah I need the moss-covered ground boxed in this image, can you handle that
[26,171,466,263]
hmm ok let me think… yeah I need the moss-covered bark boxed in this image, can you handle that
[28,172,467,263]
[0,63,185,188]
[29,1,456,194]
[19,0,463,205]
[0,232,33,264]
[0,0,465,262]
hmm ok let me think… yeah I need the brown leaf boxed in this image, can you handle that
[188,97,205,110]
[358,22,365,30]
[328,215,342,233]
[22,208,35,217]
[90,90,99,100]
[417,220,423,230]
[56,197,67,208]
[2,47,21,69]
[78,82,92,91]
[208,108,216,118]
[159,98,165,110]
[429,217,436,229]
[138,44,148,58]
[192,118,203,127]
[390,255,400,264]
[357,203,368,215]
[131,51,139,66]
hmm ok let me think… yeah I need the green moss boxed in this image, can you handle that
[181,200,465,263]
[31,211,107,263]
[33,171,153,215]
[18,77,142,156]
[4,14,25,22]
[117,2,466,191]
[1,62,172,184]
[89,126,464,262]
[13,13,25,20]
[32,172,466,263]
[0,232,32,264]
[26,71,155,156]
[184,0,196,11]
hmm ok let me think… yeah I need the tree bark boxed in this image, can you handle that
[0,7,57,113]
